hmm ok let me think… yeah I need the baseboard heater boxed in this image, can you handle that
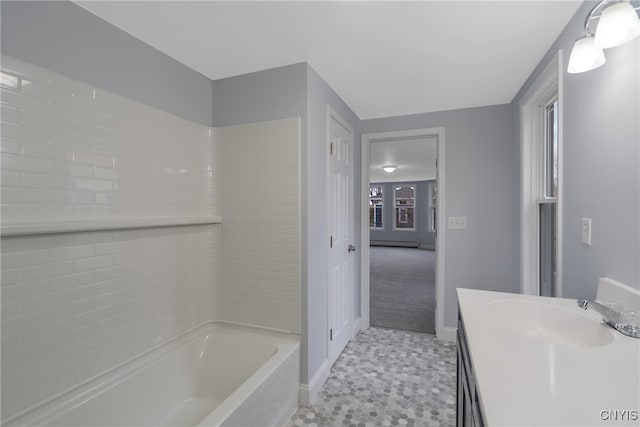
[370,240,419,248]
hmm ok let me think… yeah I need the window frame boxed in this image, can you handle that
[520,51,563,297]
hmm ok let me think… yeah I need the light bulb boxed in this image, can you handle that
[594,1,640,49]
[568,36,606,73]
[382,165,397,173]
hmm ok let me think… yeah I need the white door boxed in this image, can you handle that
[328,109,354,366]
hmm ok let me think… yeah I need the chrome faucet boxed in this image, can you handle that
[577,299,640,338]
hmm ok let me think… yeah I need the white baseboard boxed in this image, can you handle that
[437,326,457,342]
[298,359,330,407]
[419,243,435,250]
[352,317,361,338]
[370,240,419,248]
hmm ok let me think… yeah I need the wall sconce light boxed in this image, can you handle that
[595,1,640,48]
[568,36,606,73]
[568,0,640,74]
[382,165,397,173]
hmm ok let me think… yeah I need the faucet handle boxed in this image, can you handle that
[577,298,640,338]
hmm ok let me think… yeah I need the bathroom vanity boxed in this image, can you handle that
[456,288,640,426]
[456,309,486,427]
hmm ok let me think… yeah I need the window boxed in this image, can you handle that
[539,98,558,297]
[429,182,437,232]
[520,52,562,297]
[544,99,559,199]
[394,185,415,230]
[369,185,383,228]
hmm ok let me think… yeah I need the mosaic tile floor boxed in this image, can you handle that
[287,327,457,427]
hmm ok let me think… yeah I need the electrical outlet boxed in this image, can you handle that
[448,216,467,230]
[581,217,592,246]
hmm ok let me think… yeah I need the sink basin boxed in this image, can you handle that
[484,299,615,348]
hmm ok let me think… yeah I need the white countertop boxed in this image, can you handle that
[457,289,640,427]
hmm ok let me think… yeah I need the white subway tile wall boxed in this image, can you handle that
[0,55,222,420]
[0,54,219,222]
[0,55,303,421]
[221,118,301,333]
[1,225,222,418]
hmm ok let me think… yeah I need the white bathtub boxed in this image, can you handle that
[7,322,300,427]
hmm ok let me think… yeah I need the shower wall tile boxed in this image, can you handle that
[221,118,301,334]
[1,225,222,420]
[0,54,220,222]
[0,55,223,422]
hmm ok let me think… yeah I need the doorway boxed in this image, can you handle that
[370,245,436,333]
[360,128,447,339]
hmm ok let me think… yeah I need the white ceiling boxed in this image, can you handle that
[369,137,437,183]
[76,1,581,120]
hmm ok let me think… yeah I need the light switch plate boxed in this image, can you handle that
[448,216,467,230]
[581,217,592,246]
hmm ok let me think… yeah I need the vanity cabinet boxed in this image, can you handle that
[457,312,486,427]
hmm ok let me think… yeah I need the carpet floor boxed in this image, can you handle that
[370,246,436,334]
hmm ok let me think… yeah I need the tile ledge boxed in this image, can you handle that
[1,216,222,236]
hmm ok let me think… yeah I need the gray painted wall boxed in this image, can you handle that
[512,2,640,296]
[211,63,313,384]
[211,63,361,387]
[306,64,360,385]
[361,104,516,328]
[370,180,436,248]
[1,1,213,126]
[211,63,307,127]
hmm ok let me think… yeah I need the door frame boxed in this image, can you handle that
[360,127,448,340]
[327,106,356,366]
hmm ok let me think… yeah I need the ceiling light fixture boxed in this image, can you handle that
[383,165,397,173]
[568,0,640,74]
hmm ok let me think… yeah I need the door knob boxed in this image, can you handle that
[348,244,357,253]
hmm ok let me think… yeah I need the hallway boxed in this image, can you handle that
[370,247,436,334]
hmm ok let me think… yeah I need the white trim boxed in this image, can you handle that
[361,143,370,329]
[556,50,564,297]
[360,127,446,339]
[439,326,457,343]
[298,359,330,407]
[352,317,361,339]
[519,50,562,296]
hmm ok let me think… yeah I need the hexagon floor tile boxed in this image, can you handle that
[287,327,457,427]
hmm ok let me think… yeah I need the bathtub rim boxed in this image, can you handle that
[4,320,300,427]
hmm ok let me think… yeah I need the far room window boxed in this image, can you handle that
[394,185,415,230]
[429,182,437,232]
[369,185,383,228]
